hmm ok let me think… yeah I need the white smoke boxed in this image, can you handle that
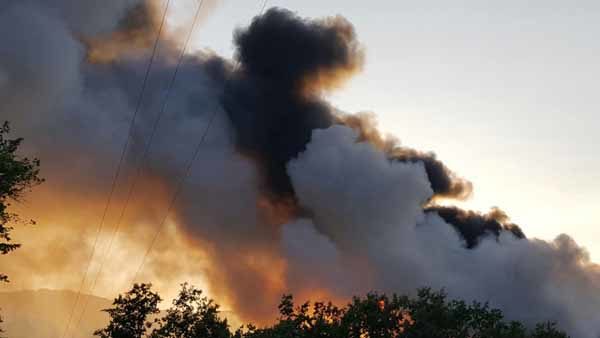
[287,125,600,337]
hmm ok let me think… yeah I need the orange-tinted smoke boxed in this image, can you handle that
[84,1,163,63]
[339,112,473,200]
[299,16,365,96]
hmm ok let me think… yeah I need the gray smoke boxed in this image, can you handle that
[287,126,600,336]
[2,1,600,336]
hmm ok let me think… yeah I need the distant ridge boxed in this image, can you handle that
[0,289,111,338]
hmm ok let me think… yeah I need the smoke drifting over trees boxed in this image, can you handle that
[1,1,600,336]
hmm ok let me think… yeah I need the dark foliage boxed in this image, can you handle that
[0,121,43,282]
[151,283,231,338]
[0,121,42,334]
[94,283,161,338]
[97,284,568,338]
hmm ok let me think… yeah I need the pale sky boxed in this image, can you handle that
[173,0,599,260]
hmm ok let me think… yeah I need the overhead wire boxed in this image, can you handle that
[69,0,209,334]
[130,0,270,284]
[58,1,172,338]
[130,101,217,284]
[67,0,270,334]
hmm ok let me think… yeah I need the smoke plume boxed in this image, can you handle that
[424,206,525,248]
[339,113,474,200]
[223,9,363,203]
[83,1,165,63]
[2,1,600,337]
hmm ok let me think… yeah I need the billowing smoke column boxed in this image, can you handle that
[3,1,600,337]
[223,9,362,203]
[223,9,471,210]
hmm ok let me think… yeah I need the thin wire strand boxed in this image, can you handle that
[69,0,208,333]
[131,107,217,284]
[58,1,172,338]
[131,0,269,284]
[259,0,269,14]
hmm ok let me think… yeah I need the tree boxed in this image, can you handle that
[236,289,568,338]
[0,314,4,338]
[98,283,233,338]
[97,285,569,338]
[0,121,43,336]
[531,322,569,338]
[151,283,232,338]
[0,121,43,283]
[94,283,161,338]
[341,288,567,338]
[243,294,345,338]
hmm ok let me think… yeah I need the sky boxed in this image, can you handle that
[169,0,600,260]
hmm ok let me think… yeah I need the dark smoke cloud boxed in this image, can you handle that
[424,206,525,248]
[233,8,363,92]
[223,8,363,201]
[389,150,473,200]
[340,113,473,200]
[224,9,469,206]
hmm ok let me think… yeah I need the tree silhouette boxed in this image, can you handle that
[97,285,569,338]
[151,283,232,338]
[0,121,43,283]
[94,283,161,338]
[0,121,43,336]
[242,294,345,338]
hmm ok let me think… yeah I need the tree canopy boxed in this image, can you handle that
[0,121,43,336]
[94,284,162,338]
[0,121,43,283]
[96,284,569,338]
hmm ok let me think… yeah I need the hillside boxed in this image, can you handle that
[0,289,111,338]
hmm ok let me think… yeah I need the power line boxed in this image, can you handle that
[131,104,217,284]
[58,1,173,338]
[259,0,269,14]
[69,0,209,334]
[131,0,270,283]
